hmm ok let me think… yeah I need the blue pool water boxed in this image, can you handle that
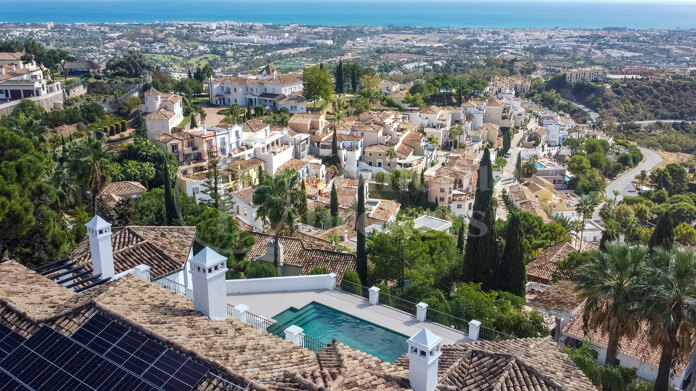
[535,161,546,169]
[268,302,408,362]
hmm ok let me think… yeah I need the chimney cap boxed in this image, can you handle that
[85,215,111,230]
[191,247,226,267]
[407,328,443,350]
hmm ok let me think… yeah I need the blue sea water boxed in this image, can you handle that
[3,0,696,28]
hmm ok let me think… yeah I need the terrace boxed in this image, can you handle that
[154,273,511,361]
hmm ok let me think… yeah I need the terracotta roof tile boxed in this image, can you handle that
[145,108,176,120]
[68,226,196,279]
[526,243,575,284]
[245,232,356,283]
[528,281,582,314]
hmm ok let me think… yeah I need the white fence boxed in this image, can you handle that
[225,273,336,294]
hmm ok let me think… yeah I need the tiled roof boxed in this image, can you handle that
[232,187,255,205]
[288,113,322,125]
[262,73,302,85]
[564,310,691,373]
[277,158,308,175]
[0,261,76,321]
[145,108,176,120]
[394,337,593,391]
[354,123,384,133]
[528,281,582,314]
[401,131,424,148]
[365,144,390,152]
[99,181,147,205]
[526,242,575,284]
[396,143,414,158]
[228,158,264,171]
[242,118,269,133]
[144,87,162,96]
[68,226,196,278]
[0,52,23,61]
[245,232,356,283]
[369,200,401,222]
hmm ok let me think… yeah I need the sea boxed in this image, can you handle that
[3,0,696,29]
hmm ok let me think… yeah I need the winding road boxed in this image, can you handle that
[605,147,662,201]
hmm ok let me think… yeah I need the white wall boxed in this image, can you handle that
[226,274,336,294]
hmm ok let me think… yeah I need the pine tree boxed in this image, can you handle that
[457,224,465,253]
[330,183,339,219]
[463,148,497,290]
[498,213,525,295]
[650,212,674,250]
[356,175,367,285]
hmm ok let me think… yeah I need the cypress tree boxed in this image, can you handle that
[649,212,674,250]
[457,224,464,253]
[331,126,338,157]
[498,213,525,295]
[350,66,358,92]
[298,179,308,219]
[188,68,192,79]
[246,101,252,120]
[190,114,197,128]
[356,175,367,285]
[419,168,428,207]
[515,151,522,181]
[463,148,497,290]
[330,183,339,219]
[162,156,175,225]
[336,60,344,94]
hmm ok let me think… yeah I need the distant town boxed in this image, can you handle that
[1,19,696,391]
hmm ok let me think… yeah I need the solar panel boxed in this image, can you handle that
[0,313,209,391]
[0,323,24,360]
[74,314,209,390]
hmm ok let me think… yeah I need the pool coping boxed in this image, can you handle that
[227,288,472,346]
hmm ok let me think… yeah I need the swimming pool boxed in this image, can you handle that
[535,161,546,169]
[267,302,408,362]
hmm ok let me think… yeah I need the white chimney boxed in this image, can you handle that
[11,64,16,71]
[190,247,228,320]
[343,229,348,242]
[407,328,442,391]
[0,67,5,75]
[85,215,114,280]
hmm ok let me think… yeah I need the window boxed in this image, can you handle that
[193,187,199,194]
[439,197,444,202]
[368,161,373,166]
[457,204,462,209]
[369,152,373,157]
[377,162,382,168]
[440,188,445,192]
[171,145,179,153]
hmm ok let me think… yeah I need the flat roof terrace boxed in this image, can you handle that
[227,288,471,345]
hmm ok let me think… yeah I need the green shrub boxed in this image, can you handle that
[245,262,279,278]
[308,267,330,275]
[341,270,363,295]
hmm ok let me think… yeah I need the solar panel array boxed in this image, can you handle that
[0,323,24,360]
[0,314,209,391]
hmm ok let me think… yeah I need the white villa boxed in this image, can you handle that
[0,52,63,116]
[209,65,306,113]
[142,87,184,140]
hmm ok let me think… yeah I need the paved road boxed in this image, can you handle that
[627,119,696,125]
[562,98,599,122]
[494,128,526,219]
[605,147,662,201]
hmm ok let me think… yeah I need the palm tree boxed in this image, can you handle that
[70,137,114,216]
[386,147,397,162]
[347,199,360,230]
[635,248,696,391]
[636,169,647,190]
[252,171,302,269]
[448,124,464,149]
[123,160,141,181]
[47,161,79,215]
[139,162,156,188]
[573,243,647,389]
[575,193,600,251]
